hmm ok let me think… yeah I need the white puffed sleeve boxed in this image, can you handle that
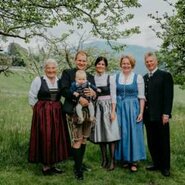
[28,76,41,106]
[137,74,145,99]
[110,74,117,104]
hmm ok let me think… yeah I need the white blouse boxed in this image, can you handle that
[95,73,116,104]
[114,71,145,99]
[28,75,59,106]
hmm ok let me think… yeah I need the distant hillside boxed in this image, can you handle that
[84,40,156,75]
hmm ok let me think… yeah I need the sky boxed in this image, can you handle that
[2,0,176,51]
[121,0,176,49]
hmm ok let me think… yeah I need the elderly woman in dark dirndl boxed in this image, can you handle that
[28,59,70,175]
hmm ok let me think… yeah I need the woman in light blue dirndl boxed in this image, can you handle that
[115,55,146,172]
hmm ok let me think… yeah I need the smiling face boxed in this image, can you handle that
[75,52,88,70]
[145,55,158,72]
[76,76,87,85]
[95,60,106,74]
[120,57,133,74]
[44,63,57,79]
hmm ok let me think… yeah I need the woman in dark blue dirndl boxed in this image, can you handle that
[28,59,70,175]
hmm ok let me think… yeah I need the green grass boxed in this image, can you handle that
[0,72,185,185]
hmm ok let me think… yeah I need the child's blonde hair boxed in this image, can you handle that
[75,70,87,80]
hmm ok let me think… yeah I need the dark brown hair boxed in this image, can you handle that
[95,56,108,67]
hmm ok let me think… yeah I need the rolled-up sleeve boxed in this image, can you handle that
[28,77,41,106]
[137,74,145,99]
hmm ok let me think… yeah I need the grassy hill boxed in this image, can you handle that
[0,72,185,185]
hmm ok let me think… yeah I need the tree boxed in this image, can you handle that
[8,43,28,66]
[148,0,185,87]
[0,0,141,41]
[25,32,120,78]
[0,51,12,75]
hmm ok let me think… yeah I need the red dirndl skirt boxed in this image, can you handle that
[29,100,70,165]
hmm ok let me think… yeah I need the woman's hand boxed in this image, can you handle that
[136,113,143,122]
[110,112,116,122]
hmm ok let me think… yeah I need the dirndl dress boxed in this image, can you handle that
[29,77,70,165]
[115,73,146,162]
[90,74,120,143]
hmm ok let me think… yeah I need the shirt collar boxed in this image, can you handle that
[96,72,105,76]
[121,71,133,77]
[43,75,58,81]
[148,67,158,75]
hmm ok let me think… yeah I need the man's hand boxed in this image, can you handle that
[162,114,169,125]
[79,96,89,107]
[84,88,96,98]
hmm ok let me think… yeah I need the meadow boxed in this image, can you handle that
[0,71,185,185]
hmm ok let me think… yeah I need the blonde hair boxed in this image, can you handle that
[75,51,88,60]
[120,55,136,68]
[75,70,87,80]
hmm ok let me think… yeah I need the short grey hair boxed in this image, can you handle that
[43,58,58,68]
[144,52,157,61]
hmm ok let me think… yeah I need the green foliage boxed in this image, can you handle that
[1,1,143,76]
[8,43,28,56]
[0,53,12,66]
[0,0,141,41]
[0,52,12,75]
[8,43,28,67]
[148,0,185,87]
[17,35,122,78]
